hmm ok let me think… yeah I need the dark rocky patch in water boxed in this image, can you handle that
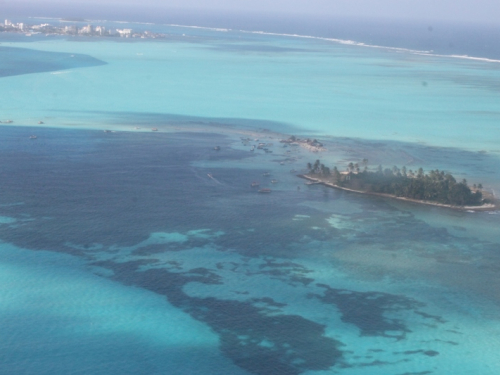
[92,259,343,375]
[311,284,426,340]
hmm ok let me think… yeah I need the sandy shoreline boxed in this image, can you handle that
[298,174,498,212]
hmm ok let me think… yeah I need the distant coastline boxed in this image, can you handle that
[0,19,166,39]
[2,15,500,63]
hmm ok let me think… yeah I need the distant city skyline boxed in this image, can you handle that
[4,0,500,26]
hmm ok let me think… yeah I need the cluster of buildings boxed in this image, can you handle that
[1,19,165,39]
[3,19,27,31]
[61,24,133,37]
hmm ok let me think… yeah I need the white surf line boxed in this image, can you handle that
[112,20,155,25]
[164,23,432,54]
[28,16,61,20]
[163,23,500,64]
[412,52,500,64]
[165,23,230,32]
[242,29,433,54]
[246,31,500,63]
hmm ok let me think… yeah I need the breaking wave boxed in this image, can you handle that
[164,23,500,63]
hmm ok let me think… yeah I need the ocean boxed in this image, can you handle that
[1,11,500,375]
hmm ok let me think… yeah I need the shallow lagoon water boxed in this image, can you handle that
[2,24,500,152]
[1,21,500,374]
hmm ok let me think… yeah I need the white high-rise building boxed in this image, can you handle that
[64,25,77,34]
[117,28,132,37]
[78,25,93,34]
[95,26,105,35]
[5,19,12,26]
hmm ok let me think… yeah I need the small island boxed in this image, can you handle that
[280,135,325,152]
[300,159,497,210]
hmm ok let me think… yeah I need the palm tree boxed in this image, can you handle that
[307,162,312,173]
[320,163,326,175]
[348,162,354,172]
[332,166,340,182]
[445,173,456,184]
[362,158,368,168]
[478,183,483,190]
[313,159,320,173]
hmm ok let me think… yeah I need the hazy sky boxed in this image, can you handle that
[7,0,500,25]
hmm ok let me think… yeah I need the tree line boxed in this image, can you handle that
[306,160,484,206]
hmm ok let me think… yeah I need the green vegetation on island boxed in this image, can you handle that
[303,159,489,207]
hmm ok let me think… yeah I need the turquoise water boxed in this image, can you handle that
[1,20,500,374]
[2,24,500,152]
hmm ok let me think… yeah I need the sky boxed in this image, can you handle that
[4,0,500,26]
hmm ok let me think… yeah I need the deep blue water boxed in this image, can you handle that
[1,126,500,374]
